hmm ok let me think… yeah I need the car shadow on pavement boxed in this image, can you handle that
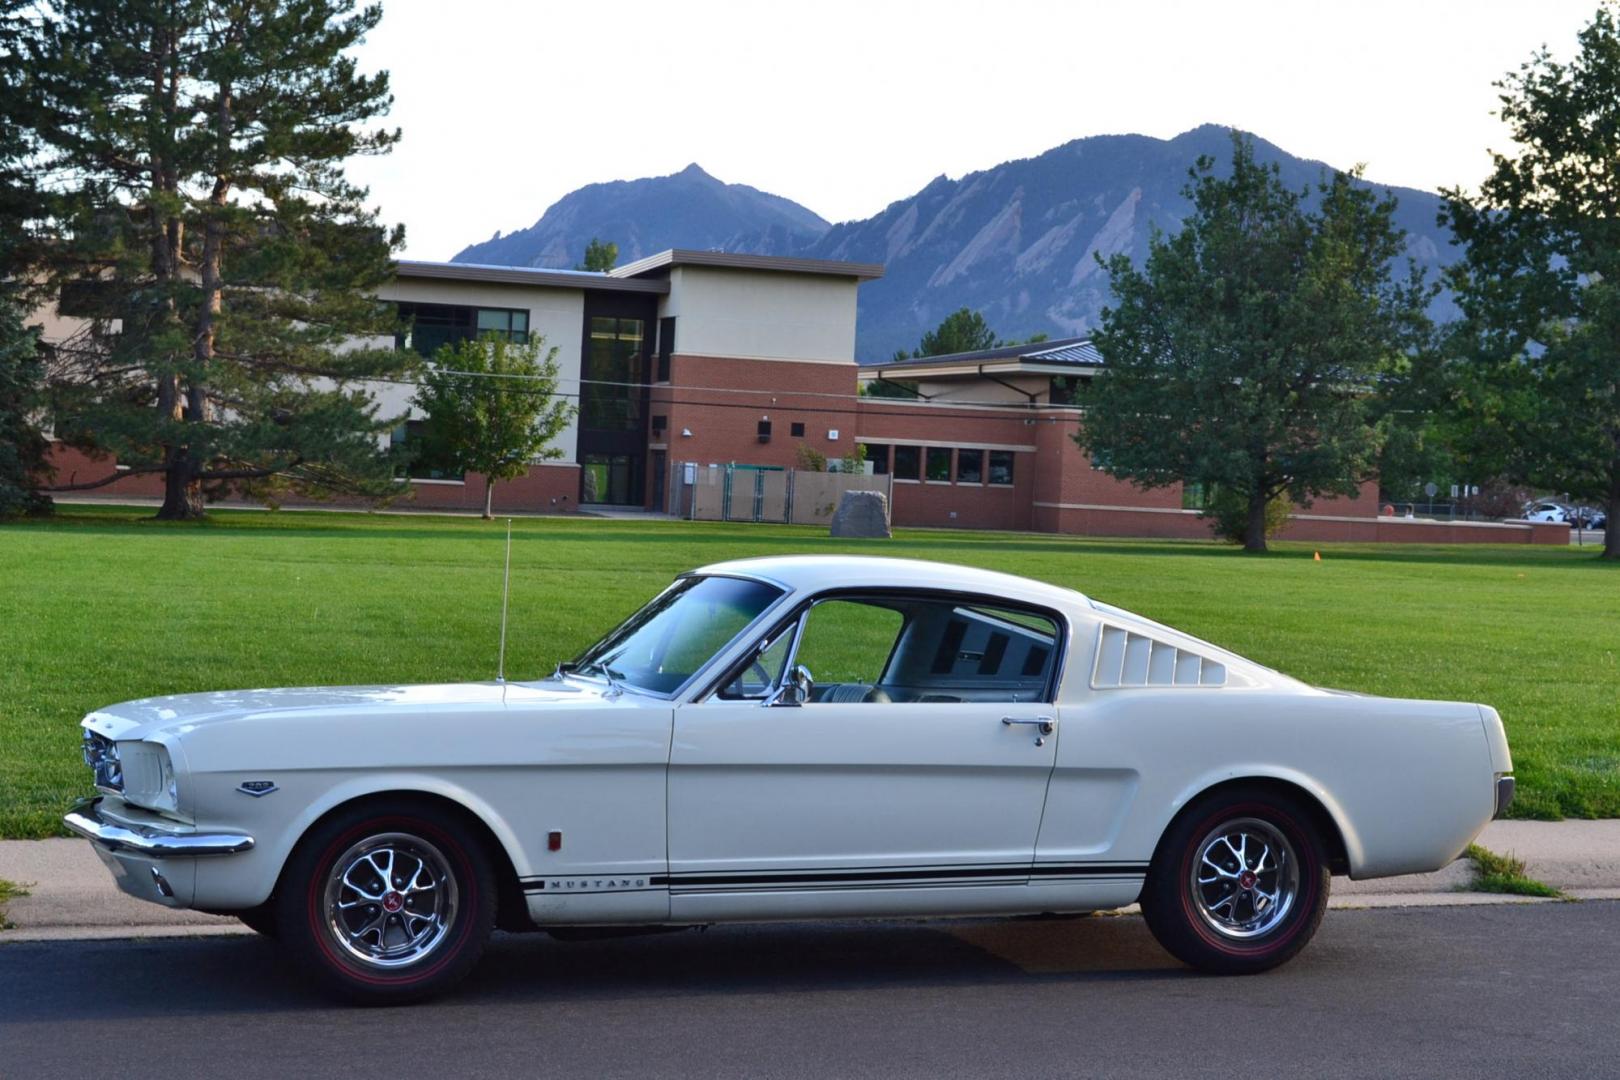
[0,915,1189,1020]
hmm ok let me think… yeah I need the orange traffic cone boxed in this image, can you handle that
[1313,551,1321,562]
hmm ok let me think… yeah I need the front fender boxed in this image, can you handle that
[191,772,532,910]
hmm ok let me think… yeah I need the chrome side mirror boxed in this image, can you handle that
[769,664,813,707]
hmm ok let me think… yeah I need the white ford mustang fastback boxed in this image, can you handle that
[67,555,1514,1001]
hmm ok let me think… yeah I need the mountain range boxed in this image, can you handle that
[451,125,1461,363]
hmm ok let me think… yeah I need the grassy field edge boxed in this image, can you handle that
[2,503,1616,838]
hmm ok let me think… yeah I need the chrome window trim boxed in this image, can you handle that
[692,587,1070,706]
[560,573,795,703]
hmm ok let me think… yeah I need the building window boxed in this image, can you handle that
[893,445,920,480]
[988,450,1015,486]
[790,421,805,437]
[58,280,121,318]
[864,443,890,475]
[651,414,667,435]
[583,316,646,432]
[477,308,528,340]
[657,316,675,382]
[757,419,772,443]
[1050,375,1084,406]
[1182,481,1211,509]
[956,448,984,484]
[582,453,636,505]
[391,420,464,481]
[926,447,952,482]
[397,302,528,357]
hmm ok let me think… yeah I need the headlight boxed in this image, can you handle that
[116,741,180,815]
[83,730,123,792]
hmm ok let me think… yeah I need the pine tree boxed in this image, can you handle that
[916,308,999,357]
[0,2,52,516]
[25,0,411,519]
[0,272,51,519]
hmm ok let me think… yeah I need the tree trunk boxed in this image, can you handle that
[156,452,204,520]
[483,479,495,520]
[1604,477,1619,560]
[1244,489,1270,553]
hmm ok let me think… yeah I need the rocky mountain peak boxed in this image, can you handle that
[452,127,1459,362]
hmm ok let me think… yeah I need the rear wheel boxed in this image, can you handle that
[276,801,496,1003]
[1140,787,1330,974]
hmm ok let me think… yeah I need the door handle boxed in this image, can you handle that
[1001,716,1055,745]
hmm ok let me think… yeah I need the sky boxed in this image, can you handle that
[346,0,1604,261]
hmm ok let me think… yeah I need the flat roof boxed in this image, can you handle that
[862,337,1102,377]
[394,260,669,294]
[611,248,884,281]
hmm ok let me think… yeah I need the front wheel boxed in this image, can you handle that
[276,801,496,1003]
[1139,787,1330,974]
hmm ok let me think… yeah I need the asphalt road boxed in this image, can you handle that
[1,902,1615,1079]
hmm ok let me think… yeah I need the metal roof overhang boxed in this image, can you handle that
[393,260,670,294]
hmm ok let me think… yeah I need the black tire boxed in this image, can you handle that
[1139,786,1331,975]
[275,800,496,1003]
[236,902,279,938]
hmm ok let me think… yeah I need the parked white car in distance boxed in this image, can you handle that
[66,556,1515,1002]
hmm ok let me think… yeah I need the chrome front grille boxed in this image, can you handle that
[82,730,123,792]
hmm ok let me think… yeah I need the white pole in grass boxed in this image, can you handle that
[497,518,513,685]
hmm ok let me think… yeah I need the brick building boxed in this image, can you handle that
[38,250,1566,544]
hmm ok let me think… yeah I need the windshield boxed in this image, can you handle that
[565,575,785,696]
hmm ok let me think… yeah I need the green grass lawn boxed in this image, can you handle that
[2,504,1616,837]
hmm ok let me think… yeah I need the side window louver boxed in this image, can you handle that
[1092,625,1227,688]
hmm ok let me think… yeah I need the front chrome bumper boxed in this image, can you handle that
[63,797,255,857]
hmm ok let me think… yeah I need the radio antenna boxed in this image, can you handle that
[496,518,513,684]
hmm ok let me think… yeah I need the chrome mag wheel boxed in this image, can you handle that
[1189,816,1300,940]
[323,832,460,969]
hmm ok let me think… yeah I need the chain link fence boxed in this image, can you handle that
[670,462,891,526]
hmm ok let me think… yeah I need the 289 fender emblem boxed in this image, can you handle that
[236,780,278,797]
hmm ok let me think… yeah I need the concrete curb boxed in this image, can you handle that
[4,820,1619,943]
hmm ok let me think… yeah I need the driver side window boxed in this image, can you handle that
[795,594,1059,705]
[711,592,1061,705]
[794,600,905,702]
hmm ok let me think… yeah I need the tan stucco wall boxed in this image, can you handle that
[659,266,858,365]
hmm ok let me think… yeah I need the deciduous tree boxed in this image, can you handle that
[1079,134,1432,551]
[411,334,575,519]
[1441,3,1620,558]
[576,237,618,272]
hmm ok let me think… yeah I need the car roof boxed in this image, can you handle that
[691,555,1091,612]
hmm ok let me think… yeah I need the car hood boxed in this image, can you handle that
[83,678,620,743]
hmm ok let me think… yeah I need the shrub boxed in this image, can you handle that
[795,443,828,472]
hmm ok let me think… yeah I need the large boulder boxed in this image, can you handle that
[829,490,891,538]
